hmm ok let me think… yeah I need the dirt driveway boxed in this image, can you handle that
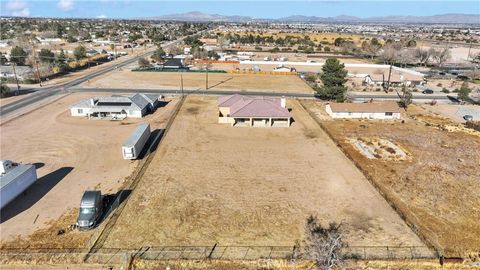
[101,96,426,250]
[0,93,178,242]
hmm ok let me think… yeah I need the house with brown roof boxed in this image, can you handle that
[218,94,292,127]
[325,102,401,120]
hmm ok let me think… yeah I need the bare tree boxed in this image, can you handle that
[218,35,230,50]
[398,85,413,109]
[138,57,151,68]
[167,44,183,56]
[380,44,399,64]
[432,47,451,67]
[398,49,416,68]
[303,215,346,270]
[414,48,432,66]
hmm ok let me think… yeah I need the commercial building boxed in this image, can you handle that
[70,93,161,119]
[325,102,401,120]
[218,94,292,127]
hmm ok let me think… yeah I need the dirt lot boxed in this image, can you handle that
[420,104,480,123]
[81,70,314,94]
[302,100,480,257]
[0,93,178,248]
[99,96,425,250]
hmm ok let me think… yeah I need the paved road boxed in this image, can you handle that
[69,87,315,98]
[0,38,186,117]
[347,92,455,102]
[69,87,461,103]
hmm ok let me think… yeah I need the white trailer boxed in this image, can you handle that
[122,123,151,160]
[0,160,38,209]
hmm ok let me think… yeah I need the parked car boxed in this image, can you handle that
[76,190,103,230]
[422,89,434,94]
[463,115,474,121]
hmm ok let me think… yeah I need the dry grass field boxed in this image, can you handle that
[222,31,366,45]
[0,93,178,248]
[82,70,314,94]
[132,259,473,270]
[100,96,425,250]
[302,100,480,257]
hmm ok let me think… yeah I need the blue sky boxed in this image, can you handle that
[1,0,479,19]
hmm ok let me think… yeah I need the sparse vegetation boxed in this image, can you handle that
[303,216,346,270]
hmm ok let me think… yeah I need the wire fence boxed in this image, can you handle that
[0,245,436,266]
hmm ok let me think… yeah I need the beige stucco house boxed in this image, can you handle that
[218,94,292,127]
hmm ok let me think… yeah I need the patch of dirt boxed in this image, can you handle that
[303,102,480,257]
[0,209,91,250]
[349,137,409,161]
[100,97,425,251]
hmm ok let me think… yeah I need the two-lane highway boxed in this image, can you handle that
[0,36,192,118]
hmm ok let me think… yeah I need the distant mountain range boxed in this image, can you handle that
[142,12,480,24]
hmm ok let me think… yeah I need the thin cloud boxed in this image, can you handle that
[58,0,75,11]
[5,0,30,17]
[12,8,30,16]
[96,14,107,18]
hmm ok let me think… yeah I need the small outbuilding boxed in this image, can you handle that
[325,102,401,120]
[71,93,161,119]
[218,94,292,127]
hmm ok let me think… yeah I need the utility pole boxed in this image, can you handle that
[11,62,20,95]
[34,59,42,87]
[205,64,209,90]
[181,74,184,97]
[384,63,393,92]
[467,43,472,62]
[31,40,42,87]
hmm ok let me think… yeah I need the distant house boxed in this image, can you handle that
[70,93,162,119]
[86,49,100,57]
[325,102,401,120]
[0,66,34,81]
[364,73,424,86]
[159,58,188,70]
[199,38,217,45]
[0,40,9,48]
[35,37,62,44]
[218,94,292,127]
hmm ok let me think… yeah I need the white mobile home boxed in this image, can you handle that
[70,93,161,119]
[325,102,401,120]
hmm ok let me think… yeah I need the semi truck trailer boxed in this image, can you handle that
[0,160,37,209]
[122,123,151,160]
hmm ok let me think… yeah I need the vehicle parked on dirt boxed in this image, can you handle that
[76,190,103,230]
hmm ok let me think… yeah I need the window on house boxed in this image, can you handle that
[385,112,393,116]
[78,109,83,114]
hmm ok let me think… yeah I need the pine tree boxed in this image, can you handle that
[318,58,348,102]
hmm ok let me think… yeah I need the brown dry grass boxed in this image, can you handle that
[301,100,480,257]
[0,94,179,248]
[99,96,425,251]
[0,209,91,250]
[134,258,471,270]
[83,70,314,94]
[220,31,366,45]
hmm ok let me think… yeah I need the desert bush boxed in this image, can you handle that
[302,215,346,270]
